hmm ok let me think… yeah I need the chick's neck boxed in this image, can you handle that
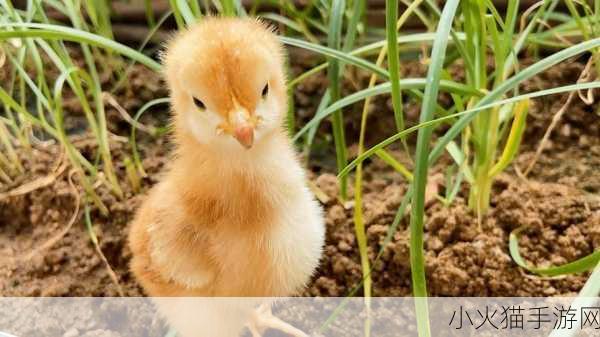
[174,128,293,182]
[170,129,297,230]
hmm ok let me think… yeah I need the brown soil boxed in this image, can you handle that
[306,161,598,297]
[0,58,599,298]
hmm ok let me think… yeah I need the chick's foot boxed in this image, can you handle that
[246,304,309,337]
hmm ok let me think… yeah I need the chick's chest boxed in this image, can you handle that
[211,179,324,296]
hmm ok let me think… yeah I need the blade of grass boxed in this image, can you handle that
[144,0,157,27]
[350,4,425,324]
[169,0,186,28]
[174,0,198,25]
[0,23,161,71]
[509,227,600,277]
[221,0,236,16]
[130,98,170,177]
[442,166,464,206]
[188,0,202,17]
[327,0,348,200]
[303,90,330,156]
[386,0,408,154]
[445,141,474,183]
[84,0,113,39]
[342,0,365,54]
[375,149,413,181]
[349,1,379,331]
[280,36,389,78]
[409,2,460,337]
[488,99,529,178]
[503,0,552,80]
[84,203,124,295]
[259,12,314,40]
[547,262,600,337]
[352,148,371,337]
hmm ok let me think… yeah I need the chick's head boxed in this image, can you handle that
[164,18,287,151]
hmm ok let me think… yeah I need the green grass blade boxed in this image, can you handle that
[280,36,389,78]
[188,0,202,17]
[488,99,529,178]
[446,141,474,183]
[409,2,460,336]
[169,0,186,28]
[375,149,413,181]
[130,98,170,177]
[342,0,365,53]
[386,0,406,139]
[144,0,157,27]
[327,0,348,200]
[221,0,236,16]
[303,90,331,155]
[510,227,600,277]
[259,12,306,34]
[547,263,600,337]
[174,0,198,25]
[0,23,161,71]
[503,0,551,79]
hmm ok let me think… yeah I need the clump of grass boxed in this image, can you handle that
[290,2,600,336]
[0,1,160,213]
[455,0,526,219]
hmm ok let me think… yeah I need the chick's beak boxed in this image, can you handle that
[234,125,254,149]
[228,108,255,149]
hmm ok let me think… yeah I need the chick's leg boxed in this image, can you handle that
[246,304,309,337]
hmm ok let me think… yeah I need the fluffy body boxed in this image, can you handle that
[128,18,325,299]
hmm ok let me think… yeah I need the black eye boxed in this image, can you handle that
[193,97,206,110]
[261,83,269,98]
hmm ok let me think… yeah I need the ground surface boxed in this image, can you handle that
[0,56,598,297]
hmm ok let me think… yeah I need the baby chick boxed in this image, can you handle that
[128,18,325,337]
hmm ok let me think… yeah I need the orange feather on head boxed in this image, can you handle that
[163,17,287,151]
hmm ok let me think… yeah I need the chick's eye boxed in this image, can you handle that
[261,83,269,98]
[193,97,206,110]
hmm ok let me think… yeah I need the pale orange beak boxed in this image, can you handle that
[224,107,258,149]
[234,125,254,149]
